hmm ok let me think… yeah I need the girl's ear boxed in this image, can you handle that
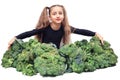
[48,17,52,23]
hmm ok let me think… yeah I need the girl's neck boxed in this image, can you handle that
[50,23,61,30]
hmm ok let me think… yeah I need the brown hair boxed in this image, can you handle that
[35,4,71,45]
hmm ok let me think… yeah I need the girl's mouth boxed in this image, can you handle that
[56,18,61,21]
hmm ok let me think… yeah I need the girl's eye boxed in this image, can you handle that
[51,12,63,15]
[59,12,63,15]
[52,12,57,15]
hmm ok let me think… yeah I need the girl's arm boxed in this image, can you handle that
[16,29,43,39]
[71,27,95,36]
[71,26,104,44]
[95,32,104,44]
[8,28,43,49]
[8,36,16,49]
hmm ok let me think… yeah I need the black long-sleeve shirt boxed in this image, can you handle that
[16,25,95,48]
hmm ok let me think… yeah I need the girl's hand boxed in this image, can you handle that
[95,33,104,45]
[8,37,16,49]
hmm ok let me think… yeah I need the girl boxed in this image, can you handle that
[8,4,103,49]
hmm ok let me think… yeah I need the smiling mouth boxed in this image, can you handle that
[56,19,61,21]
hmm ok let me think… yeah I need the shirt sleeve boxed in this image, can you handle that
[16,28,44,39]
[71,26,96,36]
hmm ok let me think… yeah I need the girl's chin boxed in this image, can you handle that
[55,21,62,24]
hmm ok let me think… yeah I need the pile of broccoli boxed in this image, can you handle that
[1,36,118,76]
[59,37,118,73]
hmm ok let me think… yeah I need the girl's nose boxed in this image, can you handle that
[56,13,60,17]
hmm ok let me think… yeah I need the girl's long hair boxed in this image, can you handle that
[35,7,50,42]
[35,4,71,45]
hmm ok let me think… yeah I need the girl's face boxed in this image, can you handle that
[49,6,64,24]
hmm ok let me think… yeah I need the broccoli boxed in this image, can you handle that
[1,37,118,77]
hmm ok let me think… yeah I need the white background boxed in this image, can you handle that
[0,0,120,80]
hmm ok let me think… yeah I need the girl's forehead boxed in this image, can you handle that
[50,6,63,12]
